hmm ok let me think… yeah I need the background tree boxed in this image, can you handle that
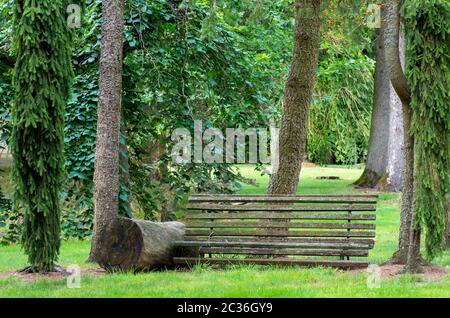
[11,0,73,272]
[354,24,404,191]
[89,0,125,264]
[268,0,322,194]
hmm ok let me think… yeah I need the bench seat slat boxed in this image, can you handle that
[174,240,372,249]
[185,212,376,220]
[197,248,369,257]
[186,204,377,212]
[191,194,379,198]
[173,257,369,269]
[189,196,377,204]
[185,221,375,230]
[185,229,375,238]
[182,237,375,247]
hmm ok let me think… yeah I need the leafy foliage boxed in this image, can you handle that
[402,0,450,259]
[0,0,378,241]
[0,186,20,245]
[309,43,374,165]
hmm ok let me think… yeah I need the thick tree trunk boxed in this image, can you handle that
[89,0,125,264]
[96,219,190,271]
[383,0,421,270]
[355,29,390,188]
[355,27,404,191]
[268,0,322,195]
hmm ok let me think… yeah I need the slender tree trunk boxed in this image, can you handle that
[383,0,421,271]
[391,99,415,264]
[89,0,125,264]
[268,0,322,195]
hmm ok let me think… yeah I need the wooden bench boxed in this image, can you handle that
[174,194,378,269]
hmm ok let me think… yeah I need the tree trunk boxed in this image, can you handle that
[268,0,322,195]
[383,0,420,269]
[403,220,423,273]
[96,218,190,271]
[89,0,125,264]
[355,26,404,191]
[355,29,390,188]
[384,75,404,192]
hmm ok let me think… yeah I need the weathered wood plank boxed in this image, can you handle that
[185,221,375,230]
[173,257,369,269]
[185,212,376,220]
[186,203,377,212]
[176,194,378,268]
[174,240,372,249]
[183,237,375,247]
[198,248,368,257]
[185,229,375,238]
[191,194,379,198]
[188,195,377,204]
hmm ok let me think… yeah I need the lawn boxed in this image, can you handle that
[0,165,449,298]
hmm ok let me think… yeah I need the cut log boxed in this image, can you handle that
[97,218,193,271]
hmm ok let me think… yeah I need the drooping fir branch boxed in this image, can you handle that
[402,0,450,260]
[11,0,73,272]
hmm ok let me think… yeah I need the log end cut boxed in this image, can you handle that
[98,218,188,272]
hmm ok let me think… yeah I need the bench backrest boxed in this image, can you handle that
[184,194,377,246]
[175,194,378,268]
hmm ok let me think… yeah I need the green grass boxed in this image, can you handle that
[0,165,449,298]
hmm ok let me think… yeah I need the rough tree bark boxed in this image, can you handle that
[268,0,322,195]
[89,0,125,264]
[385,74,404,192]
[383,0,421,272]
[355,26,404,191]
